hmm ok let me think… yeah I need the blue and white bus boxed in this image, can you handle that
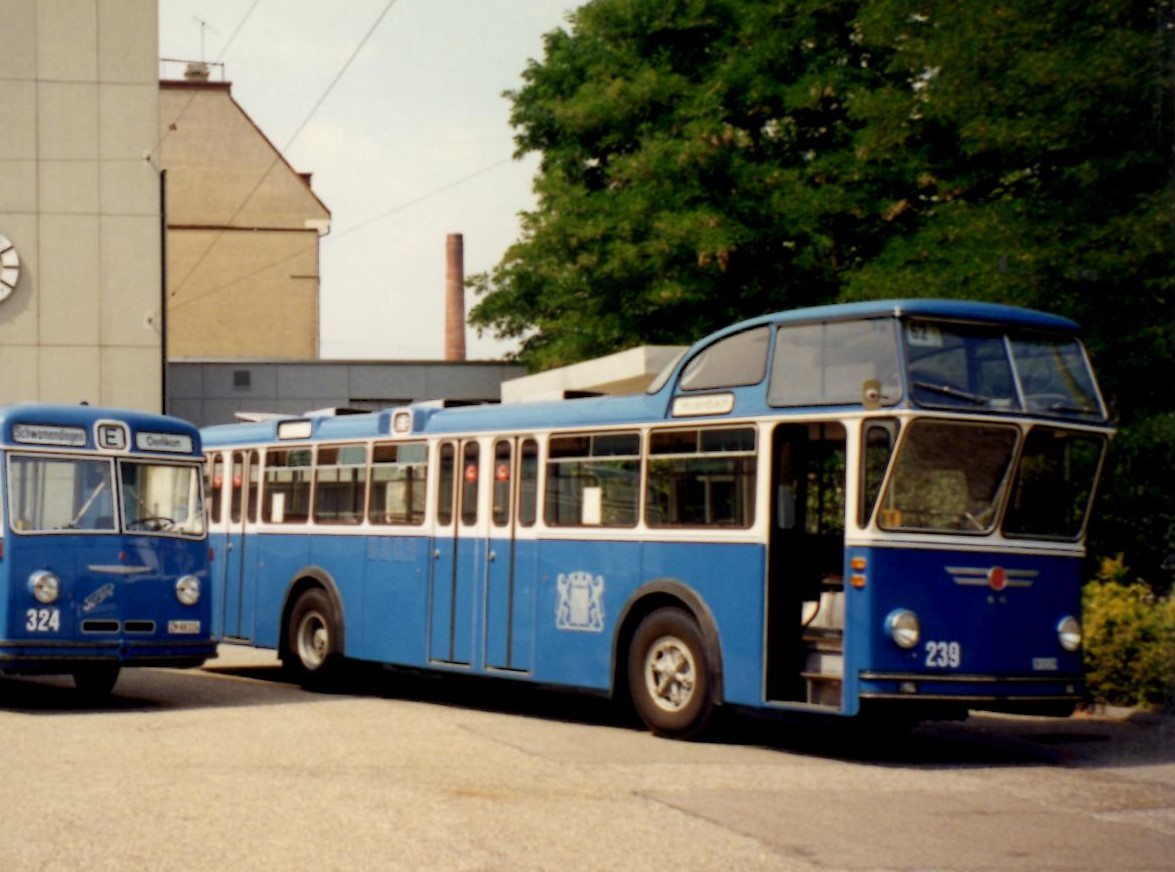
[203,300,1111,737]
[1,404,214,696]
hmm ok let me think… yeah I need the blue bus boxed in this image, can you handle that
[1,404,214,696]
[202,300,1111,737]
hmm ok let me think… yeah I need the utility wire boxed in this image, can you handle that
[169,0,402,300]
[170,154,518,311]
[150,0,264,162]
[277,0,401,154]
[330,156,514,242]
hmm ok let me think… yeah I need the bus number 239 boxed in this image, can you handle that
[925,640,961,668]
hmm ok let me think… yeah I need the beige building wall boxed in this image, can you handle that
[0,0,163,411]
[159,79,329,360]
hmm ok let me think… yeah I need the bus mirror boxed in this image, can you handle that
[862,379,882,410]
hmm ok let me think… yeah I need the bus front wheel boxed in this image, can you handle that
[627,608,715,740]
[285,588,340,687]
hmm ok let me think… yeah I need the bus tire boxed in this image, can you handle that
[627,608,715,740]
[286,588,340,687]
[72,664,120,698]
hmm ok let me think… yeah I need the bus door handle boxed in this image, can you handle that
[433,549,440,559]
[488,550,497,562]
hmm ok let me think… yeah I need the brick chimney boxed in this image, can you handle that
[445,233,466,362]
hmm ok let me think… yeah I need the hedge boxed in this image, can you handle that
[1082,555,1175,711]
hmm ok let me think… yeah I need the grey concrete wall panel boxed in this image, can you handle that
[166,365,204,399]
[348,364,429,400]
[276,364,348,400]
[200,364,279,400]
[167,397,204,425]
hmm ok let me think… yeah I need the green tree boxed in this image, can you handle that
[845,0,1174,423]
[470,0,1174,575]
[470,0,900,369]
[473,1,1172,385]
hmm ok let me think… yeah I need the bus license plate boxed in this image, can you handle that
[168,620,201,634]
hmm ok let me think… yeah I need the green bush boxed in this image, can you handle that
[1083,555,1175,710]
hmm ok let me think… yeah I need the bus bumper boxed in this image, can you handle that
[858,671,1083,717]
[0,639,217,674]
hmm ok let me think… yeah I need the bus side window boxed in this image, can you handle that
[313,444,367,525]
[263,448,312,524]
[207,454,223,525]
[860,420,898,527]
[518,439,538,527]
[461,442,480,526]
[545,432,639,527]
[370,442,428,525]
[646,427,756,528]
[679,326,769,391]
[230,452,245,523]
[247,450,260,523]
[437,443,456,526]
[492,440,511,527]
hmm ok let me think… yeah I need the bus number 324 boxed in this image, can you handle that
[925,640,961,668]
[26,608,61,633]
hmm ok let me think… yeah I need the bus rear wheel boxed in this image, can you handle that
[285,588,340,687]
[627,608,715,740]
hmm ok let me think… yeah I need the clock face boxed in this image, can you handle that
[0,234,19,301]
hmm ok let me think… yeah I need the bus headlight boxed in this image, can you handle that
[175,575,201,606]
[886,609,921,649]
[1057,615,1082,652]
[30,570,61,604]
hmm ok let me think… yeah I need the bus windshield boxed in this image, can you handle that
[877,420,1018,534]
[7,455,205,535]
[874,420,1106,539]
[904,322,1102,419]
[120,461,206,535]
[8,455,116,532]
[1003,428,1106,540]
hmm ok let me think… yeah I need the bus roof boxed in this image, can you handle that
[199,299,1091,446]
[0,403,202,452]
[715,298,1080,338]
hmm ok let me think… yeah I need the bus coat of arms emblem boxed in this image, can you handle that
[555,571,605,632]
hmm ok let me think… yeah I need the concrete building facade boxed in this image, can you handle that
[159,71,330,360]
[0,0,164,411]
[0,6,539,425]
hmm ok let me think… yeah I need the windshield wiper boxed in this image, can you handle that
[1041,402,1098,416]
[913,381,990,406]
[68,480,108,528]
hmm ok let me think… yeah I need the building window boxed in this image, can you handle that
[233,370,252,390]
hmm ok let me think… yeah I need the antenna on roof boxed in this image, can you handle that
[193,16,219,62]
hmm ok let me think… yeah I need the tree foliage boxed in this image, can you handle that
[471,0,900,368]
[469,0,1175,576]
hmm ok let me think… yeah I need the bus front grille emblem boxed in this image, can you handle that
[946,566,1038,591]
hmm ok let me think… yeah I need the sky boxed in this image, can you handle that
[158,0,580,361]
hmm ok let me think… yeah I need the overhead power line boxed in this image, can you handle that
[169,0,402,301]
[170,154,520,312]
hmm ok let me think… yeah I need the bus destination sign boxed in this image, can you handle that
[136,431,195,454]
[12,424,87,447]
